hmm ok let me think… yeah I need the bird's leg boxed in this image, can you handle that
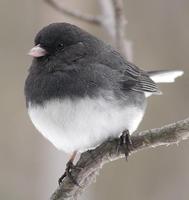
[58,151,78,185]
[117,129,133,160]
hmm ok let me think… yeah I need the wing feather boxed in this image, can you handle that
[121,61,161,94]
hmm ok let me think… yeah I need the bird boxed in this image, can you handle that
[25,22,183,183]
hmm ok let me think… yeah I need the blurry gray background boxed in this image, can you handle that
[0,0,189,199]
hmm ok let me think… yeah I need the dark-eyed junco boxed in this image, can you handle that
[25,23,183,183]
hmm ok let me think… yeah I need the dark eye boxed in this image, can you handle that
[57,43,64,50]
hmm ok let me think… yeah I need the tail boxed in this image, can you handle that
[148,70,184,83]
[145,69,184,97]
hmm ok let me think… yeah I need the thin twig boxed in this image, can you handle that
[111,0,133,60]
[45,0,101,25]
[50,117,189,200]
[112,0,127,54]
[97,0,116,39]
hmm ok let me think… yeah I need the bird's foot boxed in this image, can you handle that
[58,160,80,186]
[117,129,133,160]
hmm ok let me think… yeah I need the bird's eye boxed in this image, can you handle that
[57,43,64,50]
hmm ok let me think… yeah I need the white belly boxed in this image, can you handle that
[28,97,144,153]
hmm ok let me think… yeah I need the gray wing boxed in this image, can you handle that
[99,48,161,94]
[120,61,161,94]
[94,47,161,94]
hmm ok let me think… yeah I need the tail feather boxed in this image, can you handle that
[148,70,184,83]
[144,69,184,98]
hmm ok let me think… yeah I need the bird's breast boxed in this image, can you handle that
[28,96,145,153]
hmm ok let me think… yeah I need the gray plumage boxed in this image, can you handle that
[25,23,183,153]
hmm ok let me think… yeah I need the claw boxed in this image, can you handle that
[58,160,79,186]
[58,151,79,186]
[117,129,133,160]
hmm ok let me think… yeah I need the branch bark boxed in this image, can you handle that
[50,117,189,200]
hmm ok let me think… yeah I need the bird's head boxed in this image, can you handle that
[28,23,102,62]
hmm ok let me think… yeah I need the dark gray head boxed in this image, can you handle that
[28,23,102,62]
[25,23,111,105]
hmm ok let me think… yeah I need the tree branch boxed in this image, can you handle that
[97,0,116,39]
[97,0,132,60]
[50,117,189,200]
[112,0,127,54]
[45,0,101,25]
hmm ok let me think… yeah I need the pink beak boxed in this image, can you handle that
[28,44,47,57]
